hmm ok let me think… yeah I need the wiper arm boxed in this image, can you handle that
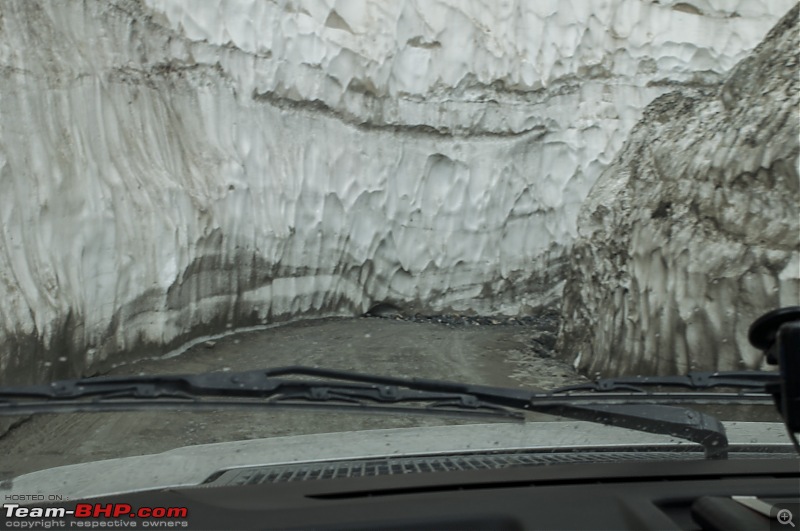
[1,366,761,459]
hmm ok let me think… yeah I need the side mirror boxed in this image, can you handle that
[748,307,800,433]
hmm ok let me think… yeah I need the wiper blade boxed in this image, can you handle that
[0,367,525,420]
[550,370,779,394]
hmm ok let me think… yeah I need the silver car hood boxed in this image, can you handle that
[5,421,793,501]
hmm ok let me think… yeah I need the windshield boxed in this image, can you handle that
[0,0,798,487]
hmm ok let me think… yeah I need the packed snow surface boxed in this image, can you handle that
[0,0,793,383]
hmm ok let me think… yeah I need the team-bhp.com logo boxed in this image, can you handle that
[4,503,188,527]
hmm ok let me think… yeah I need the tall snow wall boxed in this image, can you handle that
[558,4,800,376]
[0,0,793,385]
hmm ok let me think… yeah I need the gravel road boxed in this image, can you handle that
[1,315,588,479]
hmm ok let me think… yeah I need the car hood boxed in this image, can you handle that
[4,421,794,501]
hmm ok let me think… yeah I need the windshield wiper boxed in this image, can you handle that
[0,366,781,459]
[4,307,798,460]
[0,367,530,421]
[0,366,776,407]
[549,370,779,394]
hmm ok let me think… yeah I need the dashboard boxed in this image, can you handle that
[12,455,798,530]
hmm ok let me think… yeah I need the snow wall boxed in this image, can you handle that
[559,4,799,376]
[0,0,794,384]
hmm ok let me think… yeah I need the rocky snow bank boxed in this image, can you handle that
[558,4,799,376]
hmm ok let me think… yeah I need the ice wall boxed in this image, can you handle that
[558,4,800,376]
[0,0,793,384]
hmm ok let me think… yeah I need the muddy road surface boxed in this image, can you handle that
[2,315,592,479]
